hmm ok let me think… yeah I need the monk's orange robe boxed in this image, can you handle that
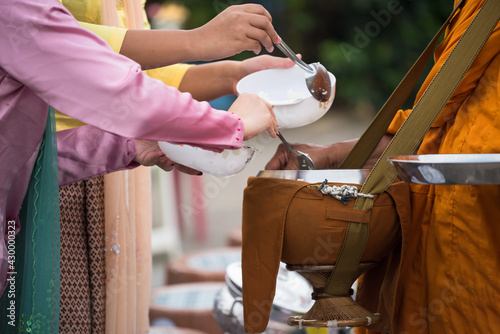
[358,0,500,333]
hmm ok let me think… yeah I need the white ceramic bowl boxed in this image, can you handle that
[158,142,256,178]
[236,65,336,129]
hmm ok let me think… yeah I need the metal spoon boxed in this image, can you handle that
[277,133,315,170]
[275,40,332,103]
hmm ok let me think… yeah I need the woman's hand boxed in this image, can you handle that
[121,5,283,69]
[228,93,278,140]
[178,55,295,102]
[134,140,174,171]
[265,143,339,170]
[134,140,203,175]
[191,4,281,61]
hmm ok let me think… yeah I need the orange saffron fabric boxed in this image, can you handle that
[360,0,500,333]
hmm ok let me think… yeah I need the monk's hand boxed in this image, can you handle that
[265,143,337,170]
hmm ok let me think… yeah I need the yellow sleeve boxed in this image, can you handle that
[78,21,127,53]
[56,21,193,130]
[57,64,195,132]
[145,64,194,89]
[55,22,128,131]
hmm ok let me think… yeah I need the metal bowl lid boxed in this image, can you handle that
[186,249,241,271]
[389,154,500,185]
[256,169,370,184]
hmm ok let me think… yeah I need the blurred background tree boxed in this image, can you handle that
[145,0,451,114]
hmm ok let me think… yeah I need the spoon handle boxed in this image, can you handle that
[276,41,315,73]
[276,133,300,157]
[277,133,316,170]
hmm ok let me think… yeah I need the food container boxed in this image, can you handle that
[213,262,313,334]
[158,142,256,178]
[166,247,241,285]
[256,169,370,184]
[159,65,335,177]
[148,326,208,334]
[236,65,336,129]
[150,282,226,334]
[388,154,500,185]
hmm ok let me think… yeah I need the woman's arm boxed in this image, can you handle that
[58,125,187,186]
[0,0,275,150]
[57,126,139,186]
[120,5,282,70]
[76,11,291,102]
[178,56,295,102]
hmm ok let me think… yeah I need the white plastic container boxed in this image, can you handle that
[236,65,336,129]
[158,142,256,178]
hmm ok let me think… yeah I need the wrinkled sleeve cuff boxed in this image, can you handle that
[387,109,412,135]
[145,64,194,89]
[57,126,139,187]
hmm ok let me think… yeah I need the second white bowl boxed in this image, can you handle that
[236,65,336,129]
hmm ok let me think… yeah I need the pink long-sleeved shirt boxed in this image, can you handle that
[0,0,244,293]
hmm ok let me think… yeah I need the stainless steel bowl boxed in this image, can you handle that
[213,262,312,334]
[389,154,500,185]
[256,169,370,184]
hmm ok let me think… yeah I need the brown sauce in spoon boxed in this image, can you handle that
[311,65,331,102]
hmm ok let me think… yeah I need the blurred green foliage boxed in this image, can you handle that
[151,0,452,112]
[307,0,451,111]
